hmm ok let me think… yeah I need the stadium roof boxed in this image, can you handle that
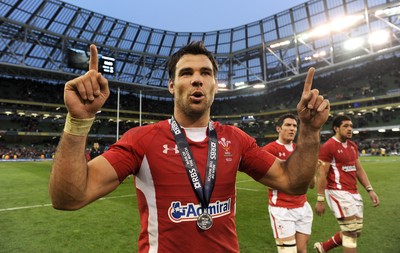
[1,0,400,98]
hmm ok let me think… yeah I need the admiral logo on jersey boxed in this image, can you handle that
[168,199,231,223]
[342,165,356,172]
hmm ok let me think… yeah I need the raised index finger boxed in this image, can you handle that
[303,67,315,93]
[89,44,98,71]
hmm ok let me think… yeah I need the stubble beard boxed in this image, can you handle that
[176,98,211,118]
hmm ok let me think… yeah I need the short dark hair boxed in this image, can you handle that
[276,113,298,127]
[167,41,219,80]
[332,115,352,133]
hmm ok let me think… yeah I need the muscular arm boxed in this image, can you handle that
[286,125,321,193]
[49,134,120,210]
[259,67,330,194]
[48,45,119,210]
[259,127,321,194]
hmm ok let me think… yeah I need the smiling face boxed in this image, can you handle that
[277,118,298,144]
[168,54,218,127]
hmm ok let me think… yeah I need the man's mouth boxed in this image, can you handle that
[190,91,204,102]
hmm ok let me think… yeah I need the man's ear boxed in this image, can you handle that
[333,126,338,134]
[168,79,174,95]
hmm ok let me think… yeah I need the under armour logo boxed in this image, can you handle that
[278,152,286,157]
[338,150,343,153]
[163,144,179,154]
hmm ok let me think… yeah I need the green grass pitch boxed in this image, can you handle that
[0,156,399,252]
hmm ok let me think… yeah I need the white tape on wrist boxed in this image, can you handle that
[63,113,95,136]
[317,194,325,202]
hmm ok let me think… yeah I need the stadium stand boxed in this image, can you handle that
[1,0,400,158]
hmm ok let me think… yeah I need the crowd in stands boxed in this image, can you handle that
[1,56,400,159]
[1,137,398,160]
[0,142,56,160]
[358,138,400,156]
[2,56,400,116]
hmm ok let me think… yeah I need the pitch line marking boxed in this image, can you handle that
[236,179,254,183]
[0,204,53,212]
[0,186,261,212]
[0,194,136,212]
[236,179,262,191]
[237,187,260,192]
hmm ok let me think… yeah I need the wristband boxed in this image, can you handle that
[63,113,95,136]
[365,185,374,192]
[317,194,325,202]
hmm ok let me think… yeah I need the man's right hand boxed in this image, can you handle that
[64,44,110,119]
[315,201,326,216]
[296,67,330,131]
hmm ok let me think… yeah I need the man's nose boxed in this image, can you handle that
[191,73,203,86]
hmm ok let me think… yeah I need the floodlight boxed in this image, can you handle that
[330,15,364,32]
[308,25,330,38]
[369,30,390,45]
[270,40,291,49]
[301,14,364,40]
[253,83,265,89]
[344,38,364,50]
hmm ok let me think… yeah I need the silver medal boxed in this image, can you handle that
[197,212,213,230]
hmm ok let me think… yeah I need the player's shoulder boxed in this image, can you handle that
[319,137,336,153]
[322,137,336,146]
[215,121,252,138]
[123,120,169,138]
[263,140,279,150]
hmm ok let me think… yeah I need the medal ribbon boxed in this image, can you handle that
[170,116,218,211]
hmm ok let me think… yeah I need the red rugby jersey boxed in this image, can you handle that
[262,140,307,208]
[102,120,276,253]
[319,137,359,193]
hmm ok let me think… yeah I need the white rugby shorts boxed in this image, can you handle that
[325,189,364,219]
[268,202,313,239]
